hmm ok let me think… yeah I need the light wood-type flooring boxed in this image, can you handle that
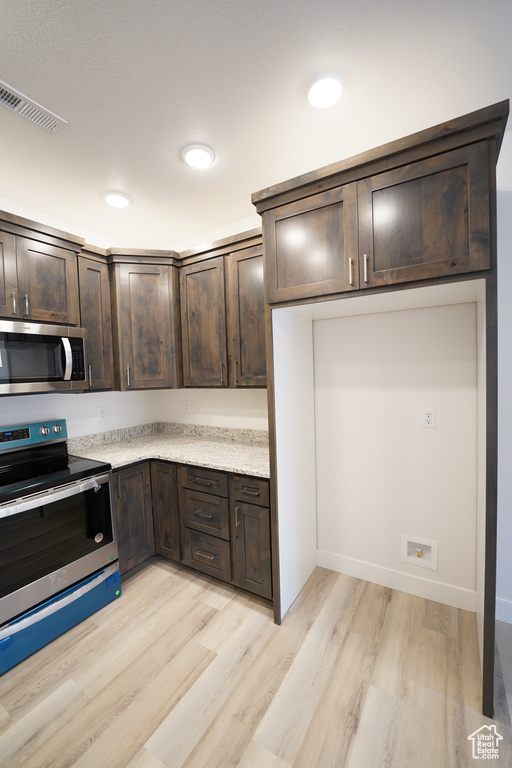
[0,558,510,768]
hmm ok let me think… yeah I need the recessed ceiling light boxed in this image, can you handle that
[104,192,130,208]
[182,144,215,169]
[307,73,343,108]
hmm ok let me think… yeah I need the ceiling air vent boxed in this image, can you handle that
[0,80,66,132]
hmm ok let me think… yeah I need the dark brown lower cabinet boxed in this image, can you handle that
[151,461,180,562]
[232,476,272,599]
[115,460,271,599]
[113,463,154,574]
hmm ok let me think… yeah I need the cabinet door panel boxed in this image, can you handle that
[78,257,114,390]
[233,501,272,599]
[16,238,79,324]
[226,246,266,387]
[114,463,154,574]
[264,183,359,303]
[358,142,490,286]
[151,461,180,561]
[114,264,177,390]
[0,232,17,317]
[180,257,227,386]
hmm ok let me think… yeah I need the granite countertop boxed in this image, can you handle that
[67,422,270,479]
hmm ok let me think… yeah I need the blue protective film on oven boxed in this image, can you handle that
[0,565,121,675]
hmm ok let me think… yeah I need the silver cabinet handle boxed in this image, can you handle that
[235,505,241,527]
[349,257,354,286]
[364,253,369,284]
[126,364,131,387]
[11,291,17,315]
[193,508,214,521]
[234,360,239,384]
[24,294,29,316]
[197,549,216,561]
[220,360,225,384]
[88,364,93,387]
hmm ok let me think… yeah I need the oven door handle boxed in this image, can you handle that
[0,477,104,519]
[62,337,73,380]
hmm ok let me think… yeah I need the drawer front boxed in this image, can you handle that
[179,464,228,497]
[181,528,231,582]
[181,488,230,540]
[232,475,270,507]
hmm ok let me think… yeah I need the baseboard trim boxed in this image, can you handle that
[496,596,512,624]
[316,549,477,612]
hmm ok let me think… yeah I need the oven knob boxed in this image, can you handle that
[52,424,63,434]
[39,426,50,436]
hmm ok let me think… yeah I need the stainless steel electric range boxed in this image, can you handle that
[0,419,120,673]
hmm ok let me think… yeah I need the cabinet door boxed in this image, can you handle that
[264,183,359,303]
[358,142,491,287]
[226,246,266,387]
[114,463,154,574]
[16,237,79,324]
[151,461,180,562]
[78,256,114,390]
[112,263,179,390]
[232,500,272,599]
[180,256,227,386]
[0,231,17,317]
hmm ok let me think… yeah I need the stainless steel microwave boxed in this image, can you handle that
[0,319,86,394]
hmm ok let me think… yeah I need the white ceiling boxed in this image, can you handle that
[1,0,511,252]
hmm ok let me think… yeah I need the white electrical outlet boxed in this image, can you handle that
[422,408,436,428]
[97,407,106,422]
[183,400,190,414]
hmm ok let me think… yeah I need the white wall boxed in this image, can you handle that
[0,388,268,438]
[272,308,317,620]
[497,184,512,623]
[314,303,479,611]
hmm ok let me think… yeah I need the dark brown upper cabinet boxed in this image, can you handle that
[357,142,491,287]
[78,251,114,391]
[0,224,81,325]
[263,184,359,303]
[108,252,181,391]
[180,256,227,387]
[179,229,266,388]
[226,245,266,387]
[253,101,509,306]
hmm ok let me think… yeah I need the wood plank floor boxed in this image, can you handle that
[0,558,510,767]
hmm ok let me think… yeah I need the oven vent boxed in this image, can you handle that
[0,80,67,132]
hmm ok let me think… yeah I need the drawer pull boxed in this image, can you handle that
[242,486,260,497]
[235,505,240,527]
[197,549,216,561]
[194,508,214,520]
[192,477,213,487]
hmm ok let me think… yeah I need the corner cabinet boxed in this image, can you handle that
[108,251,182,390]
[180,256,228,387]
[0,213,83,324]
[78,249,114,390]
[113,462,154,575]
[179,229,266,387]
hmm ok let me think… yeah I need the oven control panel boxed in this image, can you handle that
[0,420,68,450]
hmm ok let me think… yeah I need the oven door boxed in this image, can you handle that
[0,472,118,624]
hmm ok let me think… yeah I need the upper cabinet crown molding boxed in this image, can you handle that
[0,209,84,252]
[251,100,509,213]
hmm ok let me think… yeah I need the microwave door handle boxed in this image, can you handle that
[0,477,102,519]
[61,337,72,380]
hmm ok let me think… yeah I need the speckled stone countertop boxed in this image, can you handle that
[67,422,270,478]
